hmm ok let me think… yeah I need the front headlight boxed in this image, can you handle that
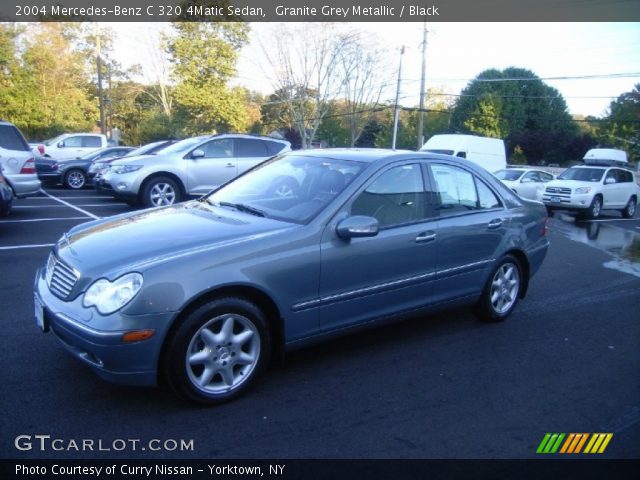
[111,165,142,175]
[83,273,143,315]
[575,187,591,194]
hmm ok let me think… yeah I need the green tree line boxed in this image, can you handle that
[0,23,637,165]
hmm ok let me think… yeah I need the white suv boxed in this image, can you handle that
[101,134,291,207]
[0,120,41,198]
[541,165,639,219]
[42,133,108,159]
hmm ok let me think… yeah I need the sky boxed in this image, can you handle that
[109,22,640,118]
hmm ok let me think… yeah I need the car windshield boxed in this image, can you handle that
[125,141,172,157]
[158,136,210,155]
[204,154,365,224]
[557,167,605,182]
[495,170,524,181]
[44,135,65,146]
[78,148,109,160]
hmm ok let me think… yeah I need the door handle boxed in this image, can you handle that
[415,231,437,243]
[488,218,503,229]
[225,163,235,168]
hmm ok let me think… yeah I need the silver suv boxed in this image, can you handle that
[0,120,41,198]
[100,134,291,207]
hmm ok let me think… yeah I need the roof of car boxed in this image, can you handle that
[285,148,447,163]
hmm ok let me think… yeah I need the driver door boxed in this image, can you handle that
[186,138,236,195]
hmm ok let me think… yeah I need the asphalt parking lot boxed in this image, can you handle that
[1,187,639,459]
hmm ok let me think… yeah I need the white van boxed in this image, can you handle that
[420,134,506,173]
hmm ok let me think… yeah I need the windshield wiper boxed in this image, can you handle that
[217,201,265,217]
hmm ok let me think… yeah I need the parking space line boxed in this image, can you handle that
[40,191,100,220]
[0,217,89,223]
[0,243,55,250]
[582,218,640,222]
[14,204,125,208]
[30,196,115,200]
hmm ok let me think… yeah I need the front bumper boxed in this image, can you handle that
[541,193,593,210]
[34,267,176,387]
[102,171,142,197]
[5,174,42,198]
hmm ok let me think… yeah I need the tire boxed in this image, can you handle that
[474,255,522,322]
[64,169,87,189]
[0,201,11,217]
[269,176,299,198]
[621,196,636,219]
[142,176,181,208]
[164,297,271,405]
[545,206,554,217]
[584,195,602,219]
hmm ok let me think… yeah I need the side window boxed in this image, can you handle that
[431,164,478,214]
[201,139,233,158]
[476,180,502,209]
[236,138,268,157]
[522,171,539,182]
[0,124,30,151]
[351,164,428,228]
[618,170,633,183]
[83,136,102,148]
[63,136,83,148]
[540,172,554,182]
[264,140,286,156]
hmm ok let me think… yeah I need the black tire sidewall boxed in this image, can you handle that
[587,195,602,219]
[164,297,271,405]
[622,197,636,218]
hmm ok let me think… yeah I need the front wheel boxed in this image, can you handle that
[584,195,602,219]
[621,196,636,219]
[164,297,271,405]
[142,176,181,208]
[475,255,522,322]
[64,169,86,189]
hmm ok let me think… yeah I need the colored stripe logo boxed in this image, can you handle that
[537,433,613,454]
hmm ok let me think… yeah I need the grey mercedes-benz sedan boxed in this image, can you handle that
[34,149,549,404]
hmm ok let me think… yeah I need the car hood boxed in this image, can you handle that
[545,179,595,190]
[56,201,296,277]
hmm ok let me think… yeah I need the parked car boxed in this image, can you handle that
[0,120,41,198]
[541,163,639,219]
[92,140,175,187]
[100,134,291,207]
[36,147,134,189]
[420,134,507,173]
[34,149,549,404]
[494,168,555,200]
[40,133,108,159]
[0,172,13,216]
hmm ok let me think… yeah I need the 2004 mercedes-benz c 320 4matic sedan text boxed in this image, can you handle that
[34,149,549,405]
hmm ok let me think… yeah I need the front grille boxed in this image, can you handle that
[545,187,571,195]
[45,253,79,300]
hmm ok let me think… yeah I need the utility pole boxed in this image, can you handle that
[107,63,112,137]
[391,46,405,150]
[417,23,428,150]
[96,27,106,135]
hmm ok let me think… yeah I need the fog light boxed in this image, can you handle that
[117,183,128,190]
[122,330,155,343]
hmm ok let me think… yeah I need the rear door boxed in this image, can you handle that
[185,138,236,195]
[428,163,509,303]
[235,138,271,175]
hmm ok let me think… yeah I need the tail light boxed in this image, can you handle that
[20,157,36,174]
[541,217,549,236]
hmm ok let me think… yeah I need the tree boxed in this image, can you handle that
[167,22,249,135]
[260,23,355,149]
[598,84,640,162]
[450,67,578,163]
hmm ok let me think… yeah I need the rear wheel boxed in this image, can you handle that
[64,169,86,189]
[621,196,636,219]
[0,200,11,217]
[142,176,181,208]
[475,255,522,322]
[164,297,271,405]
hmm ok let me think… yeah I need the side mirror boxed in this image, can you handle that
[605,177,615,184]
[191,149,205,159]
[521,177,533,183]
[57,141,65,148]
[336,216,379,240]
